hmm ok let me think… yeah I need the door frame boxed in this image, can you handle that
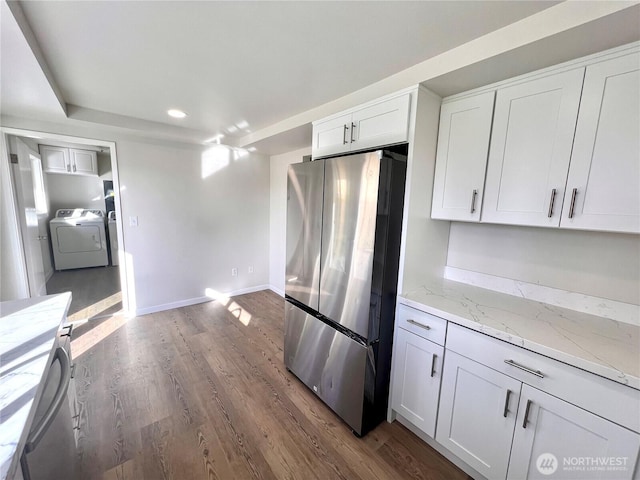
[0,127,131,315]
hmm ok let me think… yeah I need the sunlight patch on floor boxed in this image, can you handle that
[205,288,253,326]
[71,312,130,358]
[67,291,122,322]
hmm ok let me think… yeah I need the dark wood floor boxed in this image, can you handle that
[47,266,122,322]
[70,290,470,480]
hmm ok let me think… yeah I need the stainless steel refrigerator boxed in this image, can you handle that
[284,144,407,436]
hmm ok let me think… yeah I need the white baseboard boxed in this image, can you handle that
[134,284,271,317]
[269,285,285,297]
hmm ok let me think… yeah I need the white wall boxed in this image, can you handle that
[447,222,640,305]
[2,116,270,314]
[268,146,310,295]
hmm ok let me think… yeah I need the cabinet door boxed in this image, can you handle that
[312,113,352,158]
[561,53,640,233]
[69,148,98,176]
[391,328,444,437]
[351,94,411,152]
[40,145,70,173]
[432,92,495,221]
[508,384,640,480]
[483,69,584,227]
[436,350,522,480]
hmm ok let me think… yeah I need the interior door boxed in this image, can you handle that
[13,138,47,296]
[29,150,53,280]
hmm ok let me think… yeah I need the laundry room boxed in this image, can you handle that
[6,134,123,322]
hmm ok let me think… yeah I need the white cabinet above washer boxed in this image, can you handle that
[40,146,98,176]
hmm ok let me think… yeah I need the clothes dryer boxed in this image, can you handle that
[49,209,108,270]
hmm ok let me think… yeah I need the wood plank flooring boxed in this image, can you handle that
[71,290,471,480]
[47,266,122,321]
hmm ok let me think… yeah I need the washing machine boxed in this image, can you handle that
[49,209,109,270]
[107,211,119,266]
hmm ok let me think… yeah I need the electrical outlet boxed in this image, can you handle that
[129,216,139,227]
[231,268,238,277]
[248,266,254,274]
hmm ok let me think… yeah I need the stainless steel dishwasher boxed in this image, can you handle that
[20,333,77,480]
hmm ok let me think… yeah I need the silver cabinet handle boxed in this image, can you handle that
[568,188,578,218]
[66,164,71,172]
[430,354,437,378]
[343,124,349,145]
[73,164,77,172]
[71,363,77,379]
[503,389,512,417]
[547,188,557,218]
[25,347,71,453]
[522,399,533,428]
[60,324,73,338]
[504,359,543,378]
[470,189,478,214]
[407,319,431,330]
[350,122,356,143]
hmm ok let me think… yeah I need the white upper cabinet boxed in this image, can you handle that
[431,91,495,221]
[312,113,353,158]
[68,149,98,176]
[482,68,585,227]
[508,384,640,480]
[41,145,98,177]
[561,52,640,233]
[312,93,411,158]
[350,94,411,152]
[40,146,70,174]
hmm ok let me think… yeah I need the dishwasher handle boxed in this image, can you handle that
[24,347,71,453]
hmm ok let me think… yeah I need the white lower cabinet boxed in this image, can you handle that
[436,350,522,480]
[508,384,640,480]
[391,327,444,437]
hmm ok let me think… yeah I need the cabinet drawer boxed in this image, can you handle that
[447,323,640,433]
[396,303,446,345]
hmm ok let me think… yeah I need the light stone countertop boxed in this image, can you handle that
[399,278,640,390]
[0,293,72,480]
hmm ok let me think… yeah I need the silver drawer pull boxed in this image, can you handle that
[504,359,544,378]
[407,319,431,330]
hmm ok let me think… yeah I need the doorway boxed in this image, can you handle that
[2,128,129,321]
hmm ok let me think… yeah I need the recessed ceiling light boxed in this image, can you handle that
[247,147,257,152]
[235,120,249,129]
[167,109,187,119]
[226,125,238,134]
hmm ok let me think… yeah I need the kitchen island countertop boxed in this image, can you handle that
[0,293,72,480]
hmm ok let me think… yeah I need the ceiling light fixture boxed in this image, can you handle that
[167,109,187,119]
[226,125,238,134]
[247,147,257,152]
[235,120,249,129]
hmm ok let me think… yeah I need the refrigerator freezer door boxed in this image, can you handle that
[319,151,381,339]
[285,160,325,310]
[284,301,367,434]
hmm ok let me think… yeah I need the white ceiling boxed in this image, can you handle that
[1,1,639,154]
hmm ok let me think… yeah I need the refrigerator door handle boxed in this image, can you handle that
[24,347,71,453]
